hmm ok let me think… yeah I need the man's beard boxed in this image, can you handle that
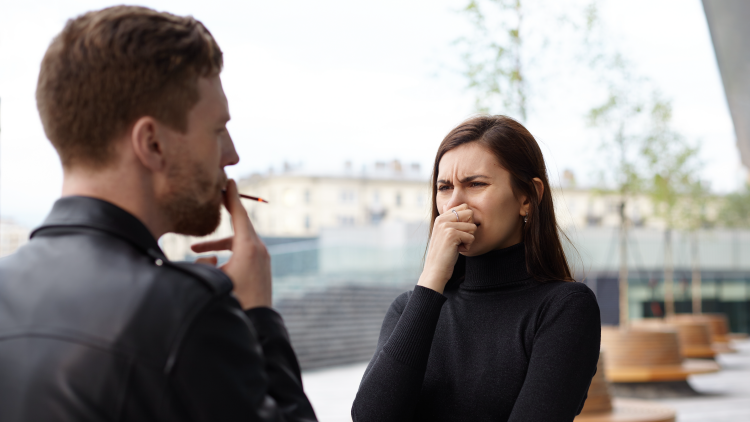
[161,160,225,237]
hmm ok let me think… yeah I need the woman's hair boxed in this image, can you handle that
[429,115,574,284]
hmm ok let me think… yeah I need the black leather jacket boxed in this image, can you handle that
[0,196,317,422]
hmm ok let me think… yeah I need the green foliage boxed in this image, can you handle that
[457,0,527,120]
[641,99,706,230]
[718,184,750,228]
[582,3,706,230]
[585,55,651,200]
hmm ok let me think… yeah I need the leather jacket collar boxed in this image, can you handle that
[31,196,165,259]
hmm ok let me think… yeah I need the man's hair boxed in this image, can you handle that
[36,6,223,169]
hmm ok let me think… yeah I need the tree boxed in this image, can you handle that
[641,100,705,316]
[586,80,651,327]
[457,0,528,119]
[718,184,750,229]
[717,184,750,272]
[455,0,597,121]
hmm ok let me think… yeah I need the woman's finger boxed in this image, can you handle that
[453,230,475,249]
[441,203,468,215]
[191,237,234,253]
[439,206,473,223]
[443,222,477,234]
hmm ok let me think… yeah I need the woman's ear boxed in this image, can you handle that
[519,178,545,217]
[532,177,544,202]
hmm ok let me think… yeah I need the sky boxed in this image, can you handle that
[0,0,744,228]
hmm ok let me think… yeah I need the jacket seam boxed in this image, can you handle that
[156,293,232,420]
[0,330,136,360]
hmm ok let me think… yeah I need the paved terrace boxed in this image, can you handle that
[301,339,750,422]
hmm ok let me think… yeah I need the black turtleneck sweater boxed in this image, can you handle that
[351,243,601,422]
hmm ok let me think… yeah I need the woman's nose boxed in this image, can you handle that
[445,188,465,210]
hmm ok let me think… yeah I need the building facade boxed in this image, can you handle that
[238,161,431,237]
[0,220,31,258]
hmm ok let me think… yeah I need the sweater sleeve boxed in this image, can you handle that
[507,289,601,422]
[351,286,447,422]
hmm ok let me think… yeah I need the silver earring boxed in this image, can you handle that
[523,213,528,224]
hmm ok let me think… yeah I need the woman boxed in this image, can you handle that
[351,116,601,422]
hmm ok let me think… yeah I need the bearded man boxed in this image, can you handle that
[0,6,317,422]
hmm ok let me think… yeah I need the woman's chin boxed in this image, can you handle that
[459,246,489,257]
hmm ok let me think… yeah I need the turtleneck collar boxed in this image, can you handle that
[461,242,536,291]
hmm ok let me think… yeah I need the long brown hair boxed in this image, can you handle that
[430,115,574,284]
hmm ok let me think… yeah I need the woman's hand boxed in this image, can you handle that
[417,203,476,294]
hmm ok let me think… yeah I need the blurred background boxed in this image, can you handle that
[2,0,749,421]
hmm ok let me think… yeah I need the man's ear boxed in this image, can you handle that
[130,116,166,172]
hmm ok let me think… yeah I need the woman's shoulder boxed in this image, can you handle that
[537,280,599,314]
[539,279,595,297]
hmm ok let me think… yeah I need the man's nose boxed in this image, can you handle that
[221,131,240,167]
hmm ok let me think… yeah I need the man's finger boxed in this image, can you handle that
[224,179,256,242]
[191,237,234,253]
[195,256,218,266]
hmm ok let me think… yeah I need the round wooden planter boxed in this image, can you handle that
[575,352,676,422]
[632,319,715,359]
[600,326,720,383]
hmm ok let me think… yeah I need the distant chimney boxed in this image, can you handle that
[391,160,402,172]
[562,169,576,188]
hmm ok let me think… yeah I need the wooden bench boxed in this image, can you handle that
[667,314,738,354]
[600,327,720,383]
[576,352,676,422]
[632,319,715,359]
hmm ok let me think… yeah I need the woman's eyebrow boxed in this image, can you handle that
[458,175,489,183]
[436,175,489,185]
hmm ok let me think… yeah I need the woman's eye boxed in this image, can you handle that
[437,185,451,191]
[470,182,486,187]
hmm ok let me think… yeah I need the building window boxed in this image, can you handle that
[416,193,425,207]
[304,215,311,229]
[340,190,356,203]
[283,188,296,206]
[304,190,311,204]
[395,192,402,207]
[337,215,355,226]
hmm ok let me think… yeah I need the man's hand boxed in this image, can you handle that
[191,179,272,309]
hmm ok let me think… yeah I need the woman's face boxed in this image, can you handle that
[436,142,526,256]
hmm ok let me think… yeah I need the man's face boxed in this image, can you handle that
[159,75,239,236]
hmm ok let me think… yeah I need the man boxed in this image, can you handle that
[0,6,317,422]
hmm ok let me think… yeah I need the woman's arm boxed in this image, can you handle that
[507,288,601,422]
[351,286,447,422]
[352,204,474,421]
